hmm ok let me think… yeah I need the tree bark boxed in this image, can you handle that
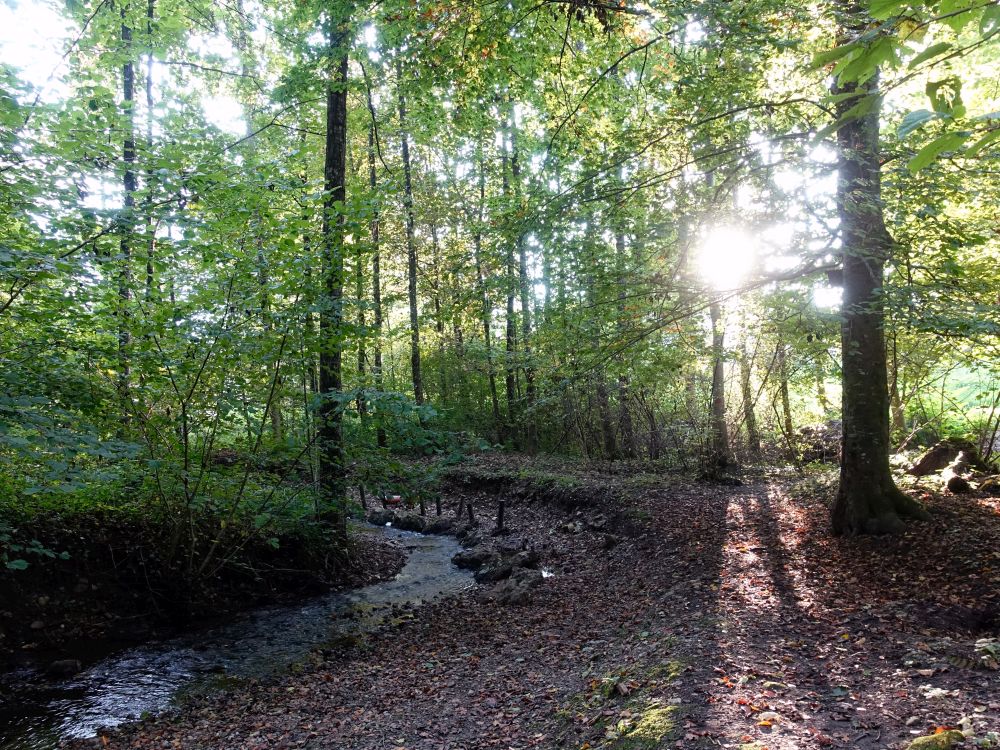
[118,5,136,428]
[318,9,351,543]
[368,124,387,449]
[739,337,761,457]
[830,4,929,535]
[473,152,503,442]
[397,71,423,407]
[509,115,537,452]
[708,300,731,469]
[776,342,794,452]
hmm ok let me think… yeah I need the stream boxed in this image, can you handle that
[0,526,472,750]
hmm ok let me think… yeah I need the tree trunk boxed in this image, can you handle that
[397,71,423,407]
[776,343,794,451]
[596,376,617,460]
[509,115,537,452]
[431,222,448,406]
[830,6,929,534]
[317,11,350,543]
[143,0,156,302]
[708,300,731,469]
[501,148,518,444]
[368,123,387,449]
[118,6,136,428]
[473,153,503,442]
[739,337,761,457]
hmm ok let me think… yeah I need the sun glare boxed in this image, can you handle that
[697,227,756,291]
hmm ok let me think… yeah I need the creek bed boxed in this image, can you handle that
[0,526,471,750]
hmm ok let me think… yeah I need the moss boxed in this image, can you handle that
[906,731,965,750]
[607,701,676,749]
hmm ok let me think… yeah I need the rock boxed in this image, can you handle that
[451,546,495,570]
[906,730,965,750]
[945,472,972,493]
[423,517,455,535]
[497,536,528,555]
[474,556,513,584]
[909,439,987,476]
[977,475,1000,496]
[392,513,427,532]
[458,528,485,548]
[509,549,540,569]
[560,521,584,534]
[602,533,621,550]
[46,659,83,677]
[366,509,394,525]
[494,568,543,605]
[585,513,608,531]
[943,451,975,493]
[29,620,45,631]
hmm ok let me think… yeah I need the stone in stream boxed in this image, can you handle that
[390,512,427,533]
[46,659,83,677]
[451,546,494,570]
[423,517,456,535]
[366,509,394,525]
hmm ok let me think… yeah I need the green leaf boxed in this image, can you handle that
[870,0,909,19]
[939,0,979,32]
[907,131,970,172]
[5,559,29,571]
[926,77,964,116]
[897,109,939,138]
[907,42,953,69]
[965,129,1000,157]
[811,43,857,69]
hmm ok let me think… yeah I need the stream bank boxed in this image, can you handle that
[0,526,469,750]
[0,514,405,670]
[60,457,1000,750]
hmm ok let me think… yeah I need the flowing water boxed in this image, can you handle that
[0,526,471,749]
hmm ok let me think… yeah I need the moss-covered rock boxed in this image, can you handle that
[906,730,965,750]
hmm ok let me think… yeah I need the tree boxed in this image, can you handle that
[317,3,352,542]
[830,2,930,535]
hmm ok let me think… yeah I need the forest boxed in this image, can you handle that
[1,0,999,748]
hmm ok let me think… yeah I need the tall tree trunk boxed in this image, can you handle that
[739,337,761,457]
[473,153,503,442]
[118,6,136,428]
[317,10,350,543]
[143,0,156,302]
[830,4,928,535]
[356,233,367,418]
[431,222,448,406]
[776,342,794,449]
[817,372,832,416]
[596,377,617,459]
[509,115,536,452]
[615,231,635,458]
[708,300,731,469]
[500,147,518,443]
[397,70,423,407]
[368,123,387,449]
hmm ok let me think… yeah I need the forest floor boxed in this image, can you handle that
[72,456,999,750]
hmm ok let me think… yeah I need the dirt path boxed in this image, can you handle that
[73,465,999,750]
